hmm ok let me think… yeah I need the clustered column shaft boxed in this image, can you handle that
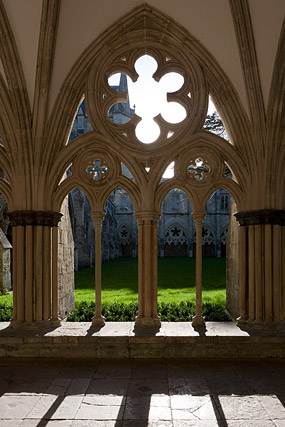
[135,212,161,328]
[235,210,285,330]
[9,211,62,329]
[91,212,105,327]
[192,213,206,328]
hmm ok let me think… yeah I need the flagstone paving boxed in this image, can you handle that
[0,358,284,426]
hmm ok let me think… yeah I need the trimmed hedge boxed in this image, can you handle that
[0,301,232,322]
[66,300,231,322]
[0,302,13,321]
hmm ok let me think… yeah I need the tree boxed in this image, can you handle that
[203,111,229,141]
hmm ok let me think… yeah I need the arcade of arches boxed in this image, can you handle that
[0,1,284,332]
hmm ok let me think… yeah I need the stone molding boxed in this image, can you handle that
[135,212,161,226]
[9,211,63,227]
[229,0,265,139]
[234,209,285,226]
[10,318,61,331]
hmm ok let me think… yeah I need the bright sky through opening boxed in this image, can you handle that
[108,55,216,178]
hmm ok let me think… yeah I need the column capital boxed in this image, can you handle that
[235,209,285,226]
[135,211,161,225]
[8,210,63,227]
[91,212,105,224]
[192,212,205,224]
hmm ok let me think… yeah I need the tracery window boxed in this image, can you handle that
[220,227,228,246]
[119,225,132,245]
[86,43,208,149]
[62,10,240,329]
[164,226,187,246]
[221,194,229,211]
[108,55,187,144]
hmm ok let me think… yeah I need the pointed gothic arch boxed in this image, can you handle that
[7,3,249,329]
[163,223,188,257]
[102,186,137,260]
[1,1,283,332]
[47,4,252,160]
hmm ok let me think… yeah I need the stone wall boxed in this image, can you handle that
[58,196,74,318]
[0,228,12,291]
[226,201,240,319]
[69,188,93,269]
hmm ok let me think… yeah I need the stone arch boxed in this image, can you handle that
[158,187,193,259]
[156,182,195,215]
[203,186,235,258]
[0,3,33,214]
[46,3,253,199]
[52,148,141,214]
[163,222,189,258]
[53,180,99,214]
[0,2,281,331]
[102,185,137,260]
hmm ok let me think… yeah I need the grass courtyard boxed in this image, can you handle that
[0,257,228,321]
[75,257,226,305]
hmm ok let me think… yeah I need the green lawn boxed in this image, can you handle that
[75,257,226,305]
[0,257,226,307]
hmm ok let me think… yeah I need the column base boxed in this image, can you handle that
[10,318,61,330]
[135,315,161,329]
[92,315,105,327]
[237,317,285,331]
[192,315,206,328]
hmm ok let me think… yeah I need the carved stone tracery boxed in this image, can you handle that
[86,44,208,148]
[164,226,187,246]
[61,7,243,330]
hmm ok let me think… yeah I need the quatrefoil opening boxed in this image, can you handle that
[86,159,109,182]
[187,158,211,181]
[108,54,186,144]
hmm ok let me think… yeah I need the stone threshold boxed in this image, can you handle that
[0,321,284,359]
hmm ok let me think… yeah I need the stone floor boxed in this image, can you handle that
[0,358,284,426]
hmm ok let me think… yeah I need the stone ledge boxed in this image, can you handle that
[0,321,284,359]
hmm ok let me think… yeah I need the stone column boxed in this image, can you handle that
[91,212,105,327]
[9,211,62,329]
[192,213,206,327]
[235,210,285,330]
[135,212,161,328]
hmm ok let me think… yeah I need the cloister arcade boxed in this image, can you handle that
[0,2,284,331]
